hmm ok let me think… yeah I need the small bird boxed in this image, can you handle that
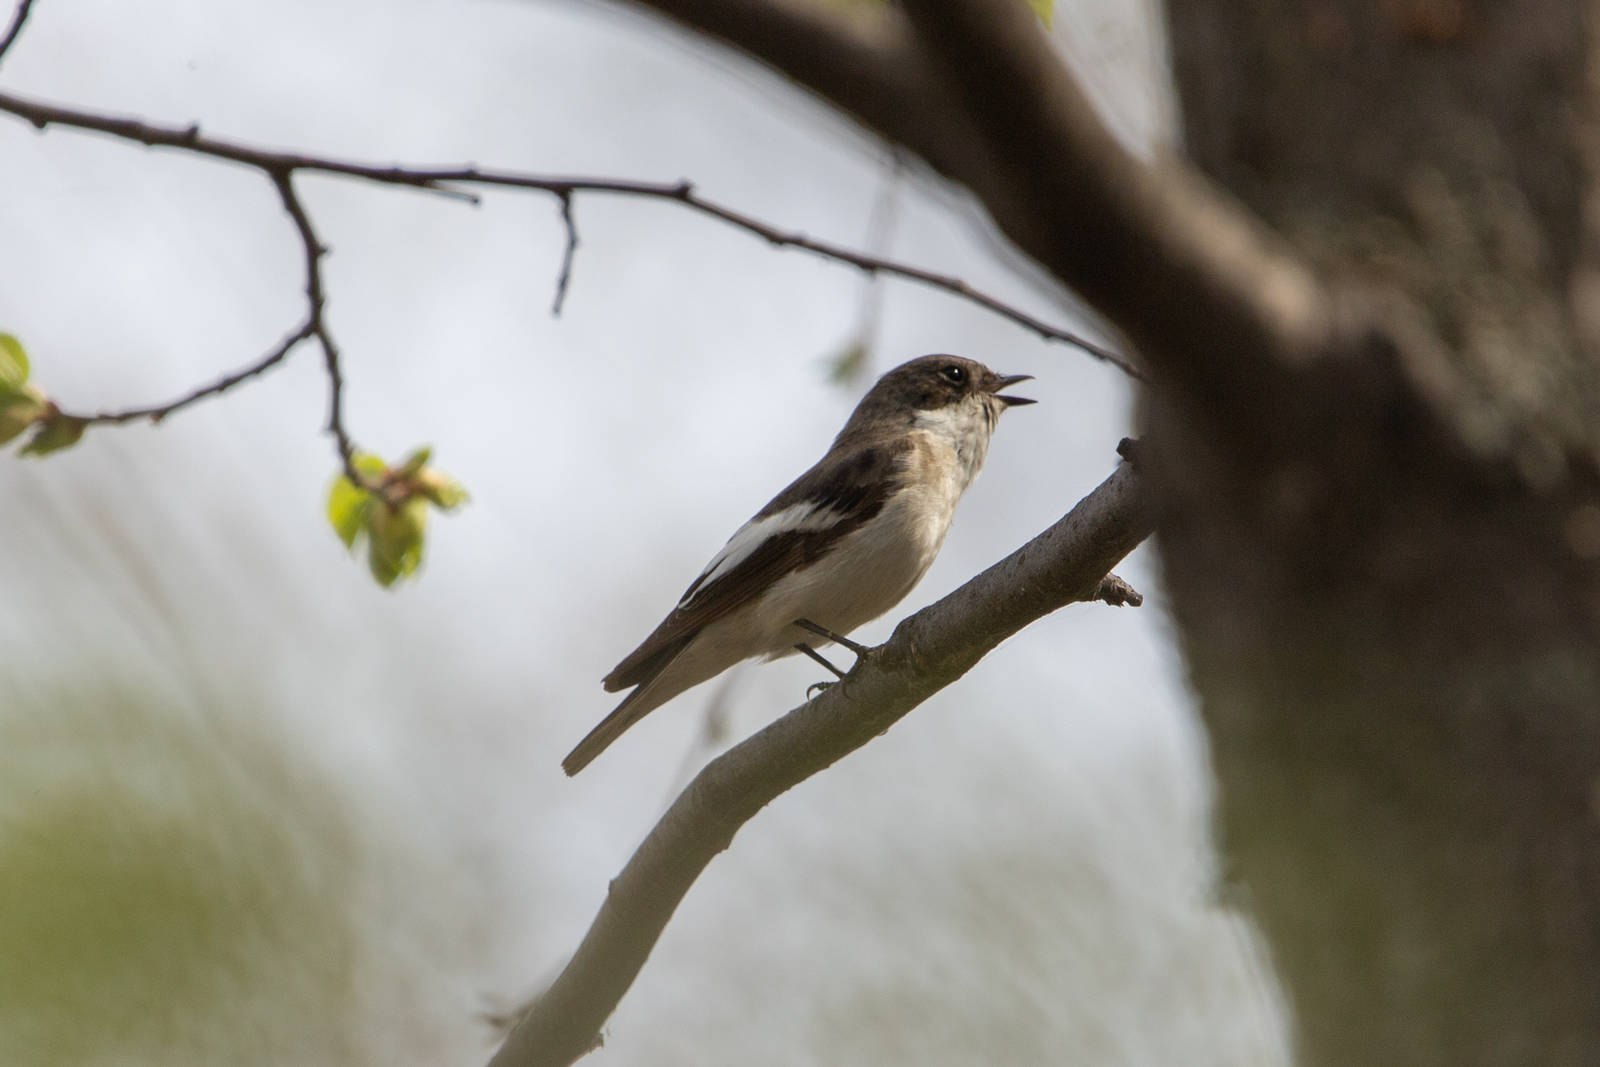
[562,354,1034,775]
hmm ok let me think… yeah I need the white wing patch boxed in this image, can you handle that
[680,502,842,606]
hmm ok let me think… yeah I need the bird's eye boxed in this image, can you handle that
[940,364,967,386]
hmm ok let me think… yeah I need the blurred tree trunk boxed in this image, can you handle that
[1160,3,1600,1064]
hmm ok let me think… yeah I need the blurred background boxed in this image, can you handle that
[0,0,1289,1063]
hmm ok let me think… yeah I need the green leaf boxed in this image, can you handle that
[367,549,401,588]
[352,452,387,479]
[366,497,428,588]
[395,445,433,478]
[326,451,388,552]
[1027,0,1053,26]
[0,387,46,447]
[20,413,87,457]
[325,476,372,551]
[0,334,29,394]
[327,450,465,587]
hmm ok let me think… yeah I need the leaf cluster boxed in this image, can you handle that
[0,334,86,457]
[325,446,469,588]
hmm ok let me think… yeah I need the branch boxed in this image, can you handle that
[58,320,315,427]
[623,0,1334,408]
[551,192,579,317]
[0,87,1133,374]
[1093,572,1142,607]
[39,166,370,485]
[606,0,1000,187]
[896,0,1328,398]
[272,171,365,486]
[489,457,1153,1067]
[0,0,34,69]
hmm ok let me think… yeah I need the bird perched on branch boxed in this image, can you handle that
[562,354,1034,775]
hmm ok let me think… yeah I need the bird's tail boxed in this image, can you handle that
[562,676,672,776]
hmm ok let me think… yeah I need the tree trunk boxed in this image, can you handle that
[1160,3,1600,1063]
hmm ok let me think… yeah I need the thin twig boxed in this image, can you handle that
[270,170,366,487]
[62,320,315,426]
[0,0,35,69]
[551,191,579,316]
[0,88,1140,376]
[657,179,1141,377]
[49,164,371,485]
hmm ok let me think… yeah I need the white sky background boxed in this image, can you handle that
[1,1,1288,1064]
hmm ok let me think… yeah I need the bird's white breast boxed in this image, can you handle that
[906,396,996,510]
[743,396,999,657]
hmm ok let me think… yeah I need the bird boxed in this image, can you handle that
[562,354,1035,775]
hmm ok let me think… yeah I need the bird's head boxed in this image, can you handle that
[838,354,1034,444]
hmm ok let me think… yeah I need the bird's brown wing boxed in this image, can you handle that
[601,438,904,692]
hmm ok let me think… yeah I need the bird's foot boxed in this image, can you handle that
[805,679,836,700]
[793,618,873,701]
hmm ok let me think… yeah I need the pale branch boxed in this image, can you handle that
[0,87,1136,375]
[0,0,33,68]
[488,457,1153,1067]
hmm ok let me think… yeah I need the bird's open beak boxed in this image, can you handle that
[990,372,1036,407]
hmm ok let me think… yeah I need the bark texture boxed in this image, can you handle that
[1162,4,1600,1063]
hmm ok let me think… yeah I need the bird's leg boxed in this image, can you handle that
[794,643,847,699]
[793,618,873,700]
[793,618,871,657]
